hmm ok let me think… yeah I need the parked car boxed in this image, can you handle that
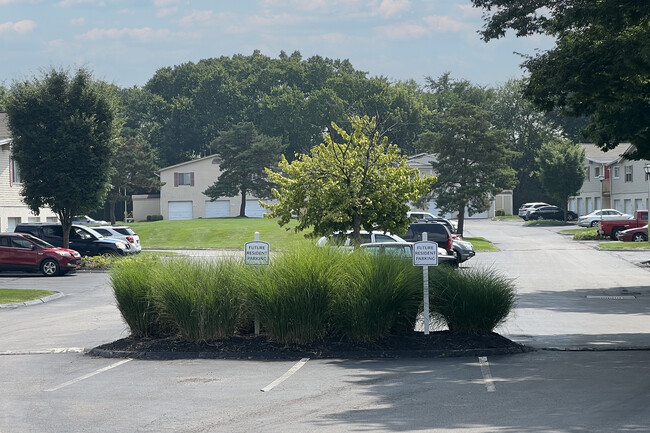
[0,232,81,276]
[616,224,648,242]
[72,215,108,225]
[316,230,406,248]
[359,242,458,268]
[598,210,649,239]
[407,211,437,221]
[452,239,476,263]
[14,223,131,256]
[518,202,550,219]
[577,209,631,227]
[92,226,142,253]
[398,221,453,254]
[525,206,578,221]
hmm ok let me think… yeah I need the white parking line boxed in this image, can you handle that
[44,359,132,392]
[0,348,86,355]
[478,356,496,392]
[261,358,310,392]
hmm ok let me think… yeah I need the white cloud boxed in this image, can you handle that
[457,4,483,17]
[377,22,428,39]
[56,0,94,6]
[372,0,411,18]
[0,20,37,34]
[308,32,347,44]
[76,27,178,42]
[70,17,85,25]
[423,15,467,32]
[177,10,214,26]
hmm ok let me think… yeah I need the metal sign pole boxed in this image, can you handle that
[422,232,430,335]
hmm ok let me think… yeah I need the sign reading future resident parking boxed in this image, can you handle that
[245,235,270,266]
[412,240,439,267]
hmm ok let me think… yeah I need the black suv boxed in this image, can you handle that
[399,221,453,254]
[14,223,131,257]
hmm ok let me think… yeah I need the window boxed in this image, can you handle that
[594,166,601,179]
[585,166,590,181]
[10,158,21,185]
[174,172,194,186]
[613,166,620,179]
[625,165,633,182]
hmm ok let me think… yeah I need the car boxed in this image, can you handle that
[0,232,81,276]
[92,226,142,253]
[14,223,132,257]
[359,242,458,268]
[616,224,648,242]
[72,215,109,225]
[452,239,475,263]
[526,205,578,221]
[407,211,437,221]
[577,209,631,227]
[398,221,454,254]
[518,202,550,219]
[315,230,406,248]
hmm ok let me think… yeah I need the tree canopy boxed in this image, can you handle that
[262,116,435,245]
[470,0,650,159]
[204,122,285,217]
[6,68,119,247]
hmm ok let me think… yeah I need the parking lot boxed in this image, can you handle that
[2,219,650,432]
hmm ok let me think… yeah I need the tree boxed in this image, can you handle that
[204,123,285,217]
[416,101,517,235]
[262,116,436,245]
[6,68,119,248]
[536,138,585,221]
[470,0,650,159]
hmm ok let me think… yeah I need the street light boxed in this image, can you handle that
[598,175,605,233]
[644,164,650,244]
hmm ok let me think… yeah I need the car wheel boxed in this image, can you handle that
[40,259,60,277]
[568,214,577,221]
[611,228,622,240]
[99,249,117,257]
[591,221,600,227]
[633,233,647,242]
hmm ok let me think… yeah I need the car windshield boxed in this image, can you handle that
[22,234,56,248]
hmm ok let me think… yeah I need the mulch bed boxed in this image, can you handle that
[90,331,531,360]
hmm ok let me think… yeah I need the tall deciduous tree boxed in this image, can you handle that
[536,138,585,221]
[417,102,517,235]
[6,68,119,247]
[470,0,650,159]
[262,116,436,245]
[204,123,285,217]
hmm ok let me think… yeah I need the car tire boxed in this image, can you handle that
[99,249,117,257]
[40,259,60,277]
[633,233,647,242]
[568,214,577,221]
[611,228,622,240]
[591,221,600,227]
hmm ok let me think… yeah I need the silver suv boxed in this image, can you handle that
[92,226,142,253]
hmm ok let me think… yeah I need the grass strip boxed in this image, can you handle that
[0,289,56,304]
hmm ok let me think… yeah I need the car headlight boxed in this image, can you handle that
[55,251,71,257]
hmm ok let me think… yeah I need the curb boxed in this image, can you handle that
[0,292,63,309]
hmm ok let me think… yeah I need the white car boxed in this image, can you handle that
[72,215,109,225]
[407,211,437,221]
[316,230,406,248]
[577,209,631,227]
[518,202,550,219]
[359,241,458,267]
[92,225,142,253]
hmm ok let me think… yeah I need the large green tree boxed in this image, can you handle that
[6,68,119,247]
[470,0,650,159]
[204,122,285,217]
[417,101,517,235]
[536,138,586,221]
[262,116,435,245]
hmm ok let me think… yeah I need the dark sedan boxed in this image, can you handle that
[526,206,578,221]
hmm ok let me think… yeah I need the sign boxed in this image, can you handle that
[412,241,439,267]
[245,240,270,266]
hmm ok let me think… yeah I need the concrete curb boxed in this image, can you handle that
[0,292,63,309]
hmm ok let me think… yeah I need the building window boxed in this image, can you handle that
[613,166,620,179]
[10,158,21,185]
[174,172,194,187]
[585,166,590,181]
[594,166,601,179]
[625,165,633,182]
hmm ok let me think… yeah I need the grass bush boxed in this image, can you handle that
[428,265,516,334]
[110,256,173,337]
[81,255,114,270]
[329,253,422,341]
[155,259,249,342]
[495,208,506,217]
[246,245,342,344]
[572,228,606,240]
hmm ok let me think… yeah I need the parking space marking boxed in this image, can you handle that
[0,347,86,355]
[44,359,132,392]
[261,358,310,392]
[478,356,496,392]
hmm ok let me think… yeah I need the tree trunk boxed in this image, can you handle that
[58,211,72,249]
[351,213,362,246]
[239,189,247,217]
[456,204,466,236]
[109,199,117,225]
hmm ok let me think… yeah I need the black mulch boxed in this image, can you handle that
[89,331,532,360]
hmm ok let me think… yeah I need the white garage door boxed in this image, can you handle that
[168,201,193,220]
[245,200,267,218]
[205,200,230,218]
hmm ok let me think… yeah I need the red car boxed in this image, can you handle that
[0,232,81,276]
[616,224,648,242]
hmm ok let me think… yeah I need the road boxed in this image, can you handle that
[1,220,649,432]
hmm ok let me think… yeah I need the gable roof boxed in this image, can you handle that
[158,153,222,172]
[580,142,634,165]
[0,113,11,148]
[406,152,437,169]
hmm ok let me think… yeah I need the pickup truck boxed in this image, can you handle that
[598,210,649,239]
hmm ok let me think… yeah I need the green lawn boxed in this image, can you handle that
[464,237,498,252]
[0,289,56,304]
[598,242,650,250]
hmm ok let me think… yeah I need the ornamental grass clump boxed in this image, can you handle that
[110,256,173,337]
[155,259,249,343]
[246,245,342,344]
[329,253,421,341]
[428,265,516,334]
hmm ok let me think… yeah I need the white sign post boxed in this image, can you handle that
[412,232,438,335]
[245,232,270,335]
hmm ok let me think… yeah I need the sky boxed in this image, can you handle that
[0,0,555,89]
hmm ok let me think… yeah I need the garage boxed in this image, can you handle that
[245,200,267,218]
[168,201,193,220]
[205,200,230,218]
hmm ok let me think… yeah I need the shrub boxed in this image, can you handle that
[155,259,249,342]
[573,228,605,240]
[246,245,341,344]
[495,208,506,217]
[329,253,421,341]
[110,256,173,337]
[428,266,516,334]
[147,214,163,221]
[80,255,114,270]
